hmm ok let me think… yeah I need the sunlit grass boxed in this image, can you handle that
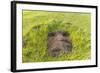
[22,10,91,63]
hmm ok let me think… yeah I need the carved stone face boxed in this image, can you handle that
[47,31,72,57]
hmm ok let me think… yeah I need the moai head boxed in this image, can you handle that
[47,31,72,57]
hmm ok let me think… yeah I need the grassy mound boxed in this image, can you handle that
[22,10,91,63]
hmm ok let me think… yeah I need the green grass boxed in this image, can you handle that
[22,10,91,63]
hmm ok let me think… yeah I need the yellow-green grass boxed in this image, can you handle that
[22,10,91,63]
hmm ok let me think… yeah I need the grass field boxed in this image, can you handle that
[22,10,91,63]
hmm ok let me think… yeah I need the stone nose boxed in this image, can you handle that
[56,34,65,41]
